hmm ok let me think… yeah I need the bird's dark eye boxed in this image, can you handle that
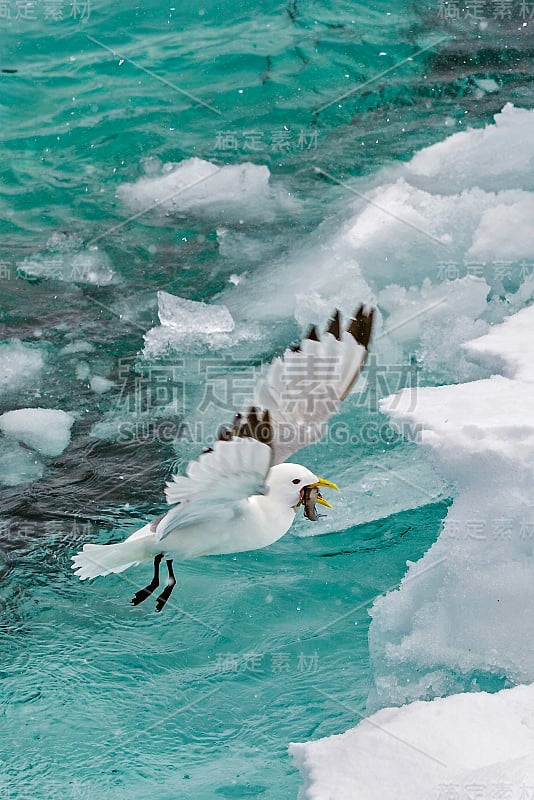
[292,478,301,484]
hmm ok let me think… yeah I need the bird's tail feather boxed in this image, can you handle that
[72,527,152,580]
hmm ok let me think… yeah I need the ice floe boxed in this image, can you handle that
[406,103,534,194]
[290,305,534,797]
[369,304,534,706]
[117,157,298,224]
[0,408,75,457]
[291,682,534,800]
[158,291,234,334]
[226,105,534,328]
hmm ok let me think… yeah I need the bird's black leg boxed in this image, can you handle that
[131,554,163,606]
[155,559,176,613]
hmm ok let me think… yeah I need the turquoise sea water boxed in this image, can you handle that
[1,1,533,798]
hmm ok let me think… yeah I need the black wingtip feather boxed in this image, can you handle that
[347,306,374,349]
[219,406,273,448]
[326,309,342,340]
[306,324,320,342]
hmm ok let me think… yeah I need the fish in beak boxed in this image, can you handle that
[301,477,339,521]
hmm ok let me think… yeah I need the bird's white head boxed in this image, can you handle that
[266,463,339,520]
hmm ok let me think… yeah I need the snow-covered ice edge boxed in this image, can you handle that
[290,296,534,800]
[290,683,534,800]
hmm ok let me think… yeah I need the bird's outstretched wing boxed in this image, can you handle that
[158,305,372,536]
[156,437,272,539]
[219,305,374,465]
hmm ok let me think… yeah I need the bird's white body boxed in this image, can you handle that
[72,462,317,580]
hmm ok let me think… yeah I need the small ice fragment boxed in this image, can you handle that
[0,408,75,457]
[17,232,116,286]
[474,77,499,93]
[0,438,44,486]
[90,375,114,394]
[59,340,95,356]
[0,340,45,397]
[157,291,235,334]
[75,362,91,381]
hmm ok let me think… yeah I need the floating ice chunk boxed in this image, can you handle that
[370,305,534,706]
[0,408,75,457]
[140,291,256,357]
[142,322,260,358]
[157,291,234,334]
[291,683,534,800]
[473,77,500,93]
[90,375,114,394]
[59,340,95,356]
[75,362,91,381]
[17,232,116,286]
[0,438,44,486]
[228,273,246,286]
[117,158,297,223]
[0,340,45,397]
[406,103,534,193]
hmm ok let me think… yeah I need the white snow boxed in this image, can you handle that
[468,193,534,261]
[406,103,534,193]
[368,304,534,706]
[0,408,75,457]
[117,157,297,223]
[291,683,534,800]
[0,340,45,397]
[463,304,534,383]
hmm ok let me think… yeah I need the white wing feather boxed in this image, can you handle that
[156,437,271,540]
[255,314,371,464]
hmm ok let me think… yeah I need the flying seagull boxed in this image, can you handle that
[72,305,374,611]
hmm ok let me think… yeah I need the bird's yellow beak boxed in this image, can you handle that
[311,477,339,509]
[315,477,339,491]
